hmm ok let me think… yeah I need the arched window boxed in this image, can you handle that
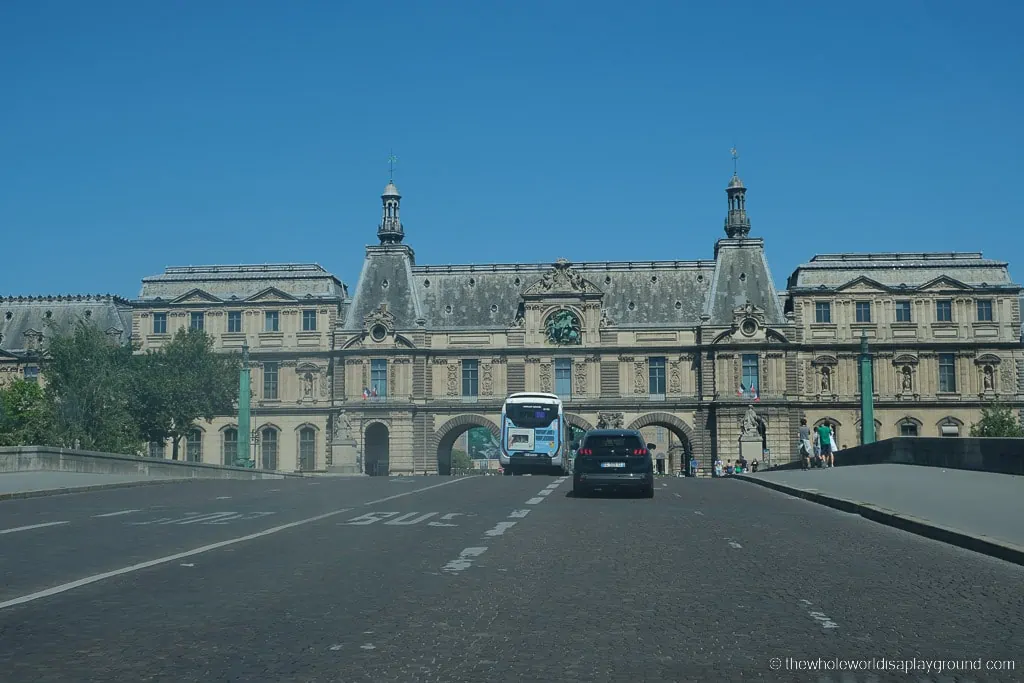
[299,427,317,471]
[261,427,278,470]
[186,428,203,463]
[222,428,238,465]
[896,417,921,437]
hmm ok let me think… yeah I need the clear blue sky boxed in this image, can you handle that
[2,1,1021,298]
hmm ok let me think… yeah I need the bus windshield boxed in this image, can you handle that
[505,403,558,428]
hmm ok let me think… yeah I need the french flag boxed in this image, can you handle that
[362,387,370,400]
[737,383,746,397]
[752,386,760,402]
[371,385,378,398]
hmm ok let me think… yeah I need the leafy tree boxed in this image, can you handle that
[451,448,474,473]
[132,328,240,460]
[0,379,55,447]
[43,322,141,454]
[969,401,1024,438]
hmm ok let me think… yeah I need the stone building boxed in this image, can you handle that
[4,170,1022,474]
[0,294,132,388]
[130,264,347,469]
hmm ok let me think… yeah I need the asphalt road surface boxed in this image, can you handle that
[0,475,1020,682]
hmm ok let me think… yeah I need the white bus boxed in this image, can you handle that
[499,392,570,476]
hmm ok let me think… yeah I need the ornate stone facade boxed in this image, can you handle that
[5,171,1023,476]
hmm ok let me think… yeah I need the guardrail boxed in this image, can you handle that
[832,437,1024,475]
[0,446,309,480]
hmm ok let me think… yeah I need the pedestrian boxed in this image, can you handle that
[816,421,834,468]
[689,454,699,477]
[798,418,812,470]
[654,445,666,475]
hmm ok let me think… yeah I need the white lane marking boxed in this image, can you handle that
[207,512,275,525]
[346,512,400,525]
[360,644,376,650]
[673,493,682,498]
[800,600,839,629]
[536,489,553,497]
[442,546,487,573]
[329,645,343,651]
[93,509,140,518]
[694,511,704,516]
[362,476,471,506]
[174,512,239,525]
[384,512,438,526]
[728,541,742,549]
[180,563,195,567]
[0,521,69,535]
[525,497,544,505]
[0,508,352,610]
[428,512,464,527]
[508,509,530,519]
[215,496,231,500]
[484,522,517,537]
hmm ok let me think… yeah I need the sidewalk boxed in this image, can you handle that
[0,471,188,501]
[737,464,1024,565]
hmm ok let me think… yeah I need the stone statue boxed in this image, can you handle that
[983,365,994,391]
[901,366,913,392]
[740,405,759,437]
[821,367,831,393]
[545,309,582,345]
[302,372,315,399]
[333,411,354,443]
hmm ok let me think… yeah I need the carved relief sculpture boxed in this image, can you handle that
[320,373,329,398]
[669,361,682,394]
[481,362,494,396]
[539,363,552,392]
[545,309,582,345]
[363,303,396,334]
[573,362,587,396]
[634,361,646,394]
[596,412,624,429]
[446,363,459,396]
[740,405,760,438]
[528,258,594,294]
[332,411,354,443]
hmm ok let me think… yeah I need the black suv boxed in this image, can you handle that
[572,429,655,498]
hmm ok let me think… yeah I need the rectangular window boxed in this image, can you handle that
[900,422,919,437]
[153,313,167,334]
[299,429,316,470]
[227,311,242,333]
[302,309,317,331]
[814,302,831,323]
[976,299,993,322]
[895,300,912,323]
[855,301,872,323]
[462,359,479,397]
[23,366,40,384]
[938,353,957,392]
[222,429,238,465]
[648,357,666,395]
[741,353,759,395]
[936,300,952,322]
[186,429,203,463]
[261,429,278,470]
[263,361,279,399]
[370,359,387,398]
[190,312,204,331]
[265,311,279,332]
[554,358,572,398]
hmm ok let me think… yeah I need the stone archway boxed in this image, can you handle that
[364,422,390,476]
[564,413,594,446]
[432,414,501,475]
[627,412,695,474]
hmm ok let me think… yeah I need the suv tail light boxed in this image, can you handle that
[632,448,648,456]
[577,448,593,456]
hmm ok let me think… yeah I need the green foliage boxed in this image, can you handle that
[450,448,474,472]
[0,379,55,447]
[969,401,1024,438]
[1,323,240,457]
[132,328,240,459]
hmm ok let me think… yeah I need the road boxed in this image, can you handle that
[0,475,1020,682]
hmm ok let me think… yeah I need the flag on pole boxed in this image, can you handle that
[737,383,745,396]
[752,386,760,402]
[362,387,369,400]
[371,385,378,398]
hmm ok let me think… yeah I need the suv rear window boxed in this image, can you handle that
[583,435,644,451]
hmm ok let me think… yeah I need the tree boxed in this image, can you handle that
[43,322,141,454]
[0,379,55,447]
[451,448,474,473]
[969,401,1024,438]
[132,328,240,460]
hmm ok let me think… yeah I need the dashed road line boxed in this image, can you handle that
[484,522,517,537]
[525,497,544,505]
[799,599,839,629]
[728,541,742,549]
[0,521,69,536]
[442,547,487,573]
[508,509,530,518]
[93,509,140,518]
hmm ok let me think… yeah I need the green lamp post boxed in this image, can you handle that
[859,332,876,445]
[236,342,253,468]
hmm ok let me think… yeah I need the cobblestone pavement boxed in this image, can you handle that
[0,475,1020,682]
[749,464,1024,547]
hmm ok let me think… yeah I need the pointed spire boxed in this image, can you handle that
[378,153,404,244]
[724,147,751,238]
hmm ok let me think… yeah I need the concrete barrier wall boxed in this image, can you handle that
[833,438,1024,475]
[0,446,308,480]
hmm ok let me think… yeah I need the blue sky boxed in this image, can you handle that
[2,1,1021,298]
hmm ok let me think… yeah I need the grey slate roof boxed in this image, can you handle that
[787,252,1015,290]
[137,263,347,302]
[0,295,132,354]
[704,239,787,325]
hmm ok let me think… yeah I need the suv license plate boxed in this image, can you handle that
[600,462,626,469]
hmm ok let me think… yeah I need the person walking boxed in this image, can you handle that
[816,421,834,468]
[798,418,812,469]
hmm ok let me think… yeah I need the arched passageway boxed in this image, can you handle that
[432,414,501,475]
[628,412,695,474]
[364,422,390,476]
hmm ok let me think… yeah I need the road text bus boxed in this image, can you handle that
[499,392,569,475]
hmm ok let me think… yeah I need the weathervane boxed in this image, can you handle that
[388,150,398,182]
[731,146,739,175]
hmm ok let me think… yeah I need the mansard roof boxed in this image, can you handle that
[137,263,347,303]
[787,252,1017,292]
[0,294,133,353]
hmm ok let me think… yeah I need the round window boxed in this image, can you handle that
[370,324,387,342]
[741,319,757,336]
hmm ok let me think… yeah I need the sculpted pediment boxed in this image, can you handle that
[172,288,223,304]
[245,287,298,303]
[363,303,397,335]
[834,276,889,293]
[917,276,971,292]
[522,258,601,297]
